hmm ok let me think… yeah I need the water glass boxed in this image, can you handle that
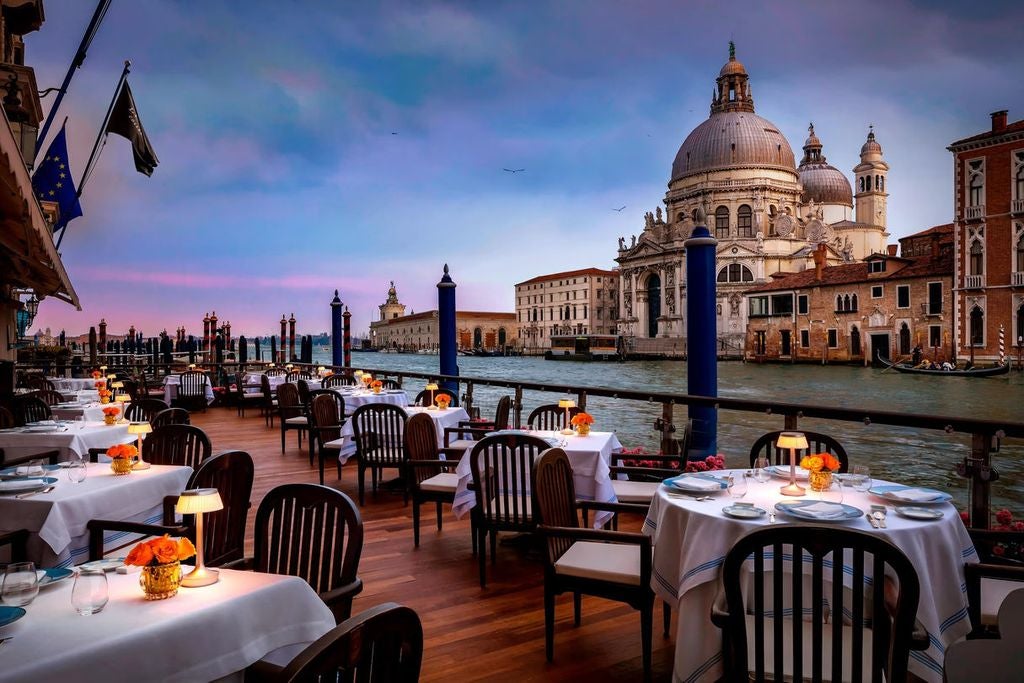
[821,477,845,504]
[850,465,872,492]
[71,569,108,615]
[753,457,771,483]
[67,459,88,484]
[2,562,39,606]
[727,473,748,499]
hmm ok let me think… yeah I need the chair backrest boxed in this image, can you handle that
[380,378,402,390]
[151,407,191,428]
[310,392,345,446]
[286,370,313,383]
[178,370,208,397]
[0,406,15,429]
[14,395,51,425]
[527,403,581,431]
[323,374,355,388]
[351,404,409,467]
[186,450,254,566]
[253,483,363,604]
[26,376,55,391]
[533,448,578,565]
[30,389,64,407]
[469,432,552,528]
[404,412,439,490]
[233,373,249,400]
[121,379,140,402]
[0,529,29,563]
[125,398,170,423]
[296,379,312,407]
[749,430,850,473]
[721,525,920,683]
[277,602,423,683]
[266,367,286,377]
[493,395,512,430]
[277,382,303,418]
[261,374,274,400]
[412,387,459,407]
[143,423,211,469]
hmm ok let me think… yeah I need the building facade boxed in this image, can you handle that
[742,226,954,364]
[514,267,619,352]
[616,44,889,353]
[947,110,1024,362]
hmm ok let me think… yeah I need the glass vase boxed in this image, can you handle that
[808,470,834,492]
[140,561,181,600]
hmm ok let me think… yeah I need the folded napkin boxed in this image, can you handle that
[671,476,722,491]
[796,502,846,519]
[0,478,45,491]
[15,466,45,476]
[888,488,942,502]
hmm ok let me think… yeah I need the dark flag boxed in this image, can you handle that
[32,126,83,233]
[106,81,158,176]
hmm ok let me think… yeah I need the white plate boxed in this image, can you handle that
[722,504,767,519]
[894,506,944,520]
[79,558,125,572]
[0,476,57,493]
[664,473,728,492]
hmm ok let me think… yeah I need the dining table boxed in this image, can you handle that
[50,401,108,423]
[451,428,622,528]
[48,377,102,393]
[642,469,978,683]
[331,403,465,462]
[0,568,335,683]
[162,374,216,405]
[0,420,135,463]
[0,462,193,567]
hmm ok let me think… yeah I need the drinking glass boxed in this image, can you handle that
[752,457,771,483]
[67,458,88,484]
[71,569,108,615]
[727,473,748,499]
[850,465,872,492]
[821,477,845,504]
[2,562,39,606]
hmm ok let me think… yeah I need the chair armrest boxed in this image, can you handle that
[320,578,364,623]
[537,524,651,548]
[458,419,496,430]
[220,556,254,571]
[0,449,61,467]
[578,500,650,516]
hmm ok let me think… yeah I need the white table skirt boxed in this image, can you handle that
[452,429,621,528]
[642,471,978,683]
[0,421,134,462]
[163,374,215,405]
[0,462,193,567]
[0,569,335,683]
[333,405,466,463]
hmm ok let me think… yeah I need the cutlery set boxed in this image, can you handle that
[866,506,888,528]
[15,486,55,499]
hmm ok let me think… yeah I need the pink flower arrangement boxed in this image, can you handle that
[618,447,725,472]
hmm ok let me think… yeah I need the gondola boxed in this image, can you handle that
[879,357,1009,377]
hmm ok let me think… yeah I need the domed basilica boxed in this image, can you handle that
[616,44,890,349]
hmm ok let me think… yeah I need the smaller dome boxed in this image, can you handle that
[799,164,853,206]
[860,129,881,156]
[719,57,747,77]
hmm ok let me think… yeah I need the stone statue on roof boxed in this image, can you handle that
[655,206,663,223]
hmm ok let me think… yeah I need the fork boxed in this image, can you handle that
[16,485,55,499]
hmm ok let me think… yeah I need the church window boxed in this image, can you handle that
[835,295,843,311]
[879,176,885,192]
[677,212,685,222]
[717,264,753,283]
[859,177,865,193]
[737,205,753,237]
[968,160,984,207]
[875,175,880,191]
[715,206,730,238]
[851,293,858,311]
[969,241,984,276]
[970,306,984,346]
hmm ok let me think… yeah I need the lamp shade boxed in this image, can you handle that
[175,488,223,514]
[354,370,363,378]
[776,431,809,450]
[106,374,116,380]
[110,381,124,389]
[425,383,439,391]
[558,399,576,409]
[127,422,153,435]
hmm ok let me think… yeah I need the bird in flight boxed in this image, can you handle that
[503,168,525,173]
[613,206,626,212]
[391,132,398,135]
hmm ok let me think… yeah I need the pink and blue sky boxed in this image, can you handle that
[29,0,1023,338]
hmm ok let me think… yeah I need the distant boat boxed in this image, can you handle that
[880,357,1009,377]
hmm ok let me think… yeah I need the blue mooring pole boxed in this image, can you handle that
[685,207,718,458]
[330,290,344,367]
[437,264,459,394]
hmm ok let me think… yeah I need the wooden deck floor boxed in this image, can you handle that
[188,406,678,681]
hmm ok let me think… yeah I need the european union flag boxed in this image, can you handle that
[32,125,82,234]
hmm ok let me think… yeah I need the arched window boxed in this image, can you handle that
[879,176,885,192]
[677,212,685,223]
[859,177,865,193]
[717,264,754,283]
[899,322,911,355]
[715,206,730,239]
[1016,154,1024,199]
[836,295,843,312]
[1016,301,1024,348]
[970,241,984,276]
[692,208,699,222]
[737,204,752,237]
[1016,233,1024,273]
[875,175,881,191]
[473,327,483,348]
[970,306,985,346]
[851,326,861,356]
[969,165,984,206]
[498,328,507,346]
[851,293,858,311]
[564,305,571,321]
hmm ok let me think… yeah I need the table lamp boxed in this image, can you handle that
[176,488,224,587]
[99,365,107,372]
[776,431,809,496]
[128,422,153,470]
[110,381,124,399]
[425,383,438,410]
[115,394,129,422]
[188,363,196,370]
[317,366,326,377]
[558,399,576,435]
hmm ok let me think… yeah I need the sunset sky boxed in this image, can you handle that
[29,0,1023,339]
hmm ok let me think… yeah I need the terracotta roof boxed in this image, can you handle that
[516,267,618,286]
[746,253,951,293]
[904,223,953,238]
[948,119,1024,148]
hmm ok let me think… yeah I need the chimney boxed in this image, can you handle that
[887,244,898,256]
[991,110,1008,133]
[812,243,827,281]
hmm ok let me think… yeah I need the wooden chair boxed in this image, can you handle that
[234,372,262,417]
[285,370,313,383]
[609,419,693,506]
[13,395,51,425]
[379,378,402,390]
[266,367,286,377]
[351,403,409,506]
[151,407,190,428]
[534,448,659,678]
[0,529,29,563]
[143,423,212,469]
[174,370,209,412]
[139,371,166,398]
[296,379,313,413]
[748,430,849,473]
[528,403,582,431]
[309,392,346,485]
[121,378,140,402]
[965,528,1024,637]
[125,398,169,423]
[441,395,512,462]
[0,406,14,429]
[405,413,461,548]
[261,374,277,426]
[323,374,355,388]
[276,382,310,453]
[413,387,459,407]
[235,483,363,622]
[161,450,254,567]
[246,603,422,683]
[29,389,64,406]
[26,376,56,391]
[469,432,551,587]
[945,588,1024,682]
[711,525,927,683]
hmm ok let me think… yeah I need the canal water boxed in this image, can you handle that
[324,350,1024,513]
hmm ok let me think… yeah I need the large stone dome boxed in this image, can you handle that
[799,164,853,206]
[671,111,797,181]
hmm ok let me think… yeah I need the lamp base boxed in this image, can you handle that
[780,482,806,496]
[560,428,574,435]
[132,460,151,470]
[180,566,219,587]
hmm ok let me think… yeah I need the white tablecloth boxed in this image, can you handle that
[334,404,466,462]
[163,374,215,405]
[0,421,134,463]
[452,429,621,528]
[642,471,978,683]
[51,402,107,422]
[49,377,103,392]
[0,462,193,567]
[241,374,323,394]
[0,569,334,683]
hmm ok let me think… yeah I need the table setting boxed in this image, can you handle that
[50,401,108,422]
[162,374,216,405]
[0,419,134,463]
[331,404,468,462]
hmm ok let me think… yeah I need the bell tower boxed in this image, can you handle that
[710,41,755,115]
[853,126,889,228]
[378,281,406,322]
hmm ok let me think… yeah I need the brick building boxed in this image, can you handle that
[514,267,619,352]
[947,110,1024,361]
[742,228,953,364]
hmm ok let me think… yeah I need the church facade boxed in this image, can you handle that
[616,45,889,351]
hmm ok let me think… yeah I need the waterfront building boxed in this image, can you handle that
[370,281,516,351]
[947,110,1024,361]
[514,267,619,353]
[742,225,953,363]
[615,45,888,354]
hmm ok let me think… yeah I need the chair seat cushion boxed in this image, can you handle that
[446,439,475,451]
[420,472,458,493]
[323,437,346,450]
[742,614,874,683]
[555,541,642,586]
[611,479,659,503]
[284,416,308,425]
[981,577,1023,626]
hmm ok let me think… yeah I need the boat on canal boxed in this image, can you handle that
[880,357,1010,377]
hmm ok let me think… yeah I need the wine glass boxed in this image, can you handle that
[727,472,748,499]
[752,457,771,483]
[71,569,108,615]
[2,562,39,606]
[850,465,872,492]
[67,458,87,484]
[821,477,845,504]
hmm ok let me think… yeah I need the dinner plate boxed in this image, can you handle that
[722,504,767,519]
[39,567,75,587]
[0,606,26,628]
[0,464,61,478]
[869,484,952,505]
[79,558,125,572]
[663,473,729,493]
[0,476,57,494]
[894,506,945,521]
[766,465,809,480]
[774,500,864,522]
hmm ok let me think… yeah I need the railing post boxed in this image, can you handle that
[963,431,995,529]
[660,401,677,456]
[464,381,474,416]
[784,413,799,430]
[514,385,524,428]
[576,390,587,412]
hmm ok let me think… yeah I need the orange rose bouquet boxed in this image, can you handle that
[91,370,102,379]
[94,380,106,389]
[106,443,138,459]
[102,406,120,417]
[570,413,594,427]
[799,453,841,473]
[434,393,451,409]
[125,534,196,567]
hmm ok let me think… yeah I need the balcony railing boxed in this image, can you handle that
[964,274,985,289]
[1011,199,1024,215]
[965,205,986,221]
[1013,271,1024,287]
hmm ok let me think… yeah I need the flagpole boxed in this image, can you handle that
[34,0,113,162]
[77,60,130,200]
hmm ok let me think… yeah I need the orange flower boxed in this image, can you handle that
[570,413,594,426]
[370,380,383,389]
[91,371,101,379]
[435,394,451,406]
[821,454,841,472]
[102,406,120,417]
[151,536,179,564]
[799,455,823,472]
[176,537,196,561]
[125,541,155,566]
[106,443,138,459]
[94,381,106,389]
